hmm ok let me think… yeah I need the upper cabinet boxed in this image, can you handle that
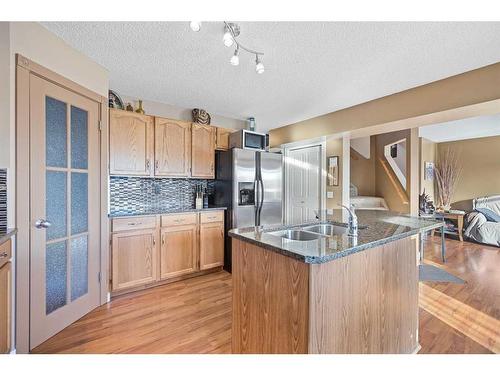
[215,127,235,151]
[155,117,191,177]
[109,109,154,176]
[109,109,223,179]
[191,123,216,179]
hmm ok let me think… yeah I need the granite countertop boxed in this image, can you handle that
[108,206,227,218]
[229,210,443,264]
[0,228,17,246]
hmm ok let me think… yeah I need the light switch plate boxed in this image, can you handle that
[327,191,334,199]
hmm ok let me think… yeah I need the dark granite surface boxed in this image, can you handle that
[229,210,442,264]
[0,228,17,246]
[109,207,227,218]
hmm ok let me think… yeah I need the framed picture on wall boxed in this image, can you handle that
[424,161,434,181]
[328,156,339,186]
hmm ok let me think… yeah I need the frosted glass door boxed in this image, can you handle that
[30,75,101,350]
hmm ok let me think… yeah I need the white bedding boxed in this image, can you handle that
[351,196,389,210]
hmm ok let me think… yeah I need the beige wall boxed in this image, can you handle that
[269,62,500,147]
[121,95,247,130]
[350,136,376,196]
[420,138,437,204]
[437,135,500,210]
[0,23,9,168]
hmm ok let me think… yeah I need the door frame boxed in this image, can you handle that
[15,54,109,353]
[281,137,327,224]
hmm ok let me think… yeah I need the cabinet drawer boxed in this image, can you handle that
[112,216,157,232]
[0,239,11,269]
[200,211,224,223]
[161,213,198,227]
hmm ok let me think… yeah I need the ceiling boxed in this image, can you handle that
[419,114,500,143]
[42,22,500,133]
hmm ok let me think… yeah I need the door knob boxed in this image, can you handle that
[35,219,52,229]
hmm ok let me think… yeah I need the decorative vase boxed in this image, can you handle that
[135,100,145,114]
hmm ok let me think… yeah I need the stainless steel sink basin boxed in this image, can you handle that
[270,229,324,241]
[302,224,348,236]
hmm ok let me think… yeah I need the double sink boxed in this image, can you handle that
[269,223,352,241]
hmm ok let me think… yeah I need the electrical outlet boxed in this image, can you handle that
[327,191,334,199]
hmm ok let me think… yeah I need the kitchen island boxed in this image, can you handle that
[228,210,442,354]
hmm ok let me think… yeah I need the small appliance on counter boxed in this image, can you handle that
[215,148,283,272]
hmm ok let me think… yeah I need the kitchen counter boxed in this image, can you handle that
[229,210,442,264]
[230,210,441,354]
[108,207,227,218]
[0,228,17,246]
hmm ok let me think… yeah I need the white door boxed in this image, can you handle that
[29,75,101,349]
[285,145,321,224]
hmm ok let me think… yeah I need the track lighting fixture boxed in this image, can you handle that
[189,21,201,32]
[189,21,265,74]
[255,55,265,74]
[230,46,240,66]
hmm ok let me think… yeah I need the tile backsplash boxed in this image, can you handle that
[0,169,6,231]
[109,176,215,214]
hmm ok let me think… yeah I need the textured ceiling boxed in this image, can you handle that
[419,114,500,143]
[42,22,500,132]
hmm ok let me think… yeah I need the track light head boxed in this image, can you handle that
[230,47,240,66]
[189,21,201,32]
[255,55,264,74]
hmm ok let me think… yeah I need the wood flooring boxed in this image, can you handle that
[32,237,499,354]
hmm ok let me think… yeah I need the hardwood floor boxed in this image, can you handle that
[33,237,499,354]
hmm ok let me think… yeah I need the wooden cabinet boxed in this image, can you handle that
[111,229,158,291]
[109,109,154,176]
[154,117,191,177]
[0,239,12,354]
[216,127,234,151]
[199,214,224,270]
[160,224,198,279]
[191,123,216,179]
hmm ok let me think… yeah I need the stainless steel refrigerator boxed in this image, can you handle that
[215,148,283,271]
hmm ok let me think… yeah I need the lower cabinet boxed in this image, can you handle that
[160,224,198,279]
[111,229,158,291]
[199,221,225,270]
[111,211,224,294]
[0,261,11,354]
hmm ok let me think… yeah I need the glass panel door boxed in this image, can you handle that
[30,74,100,349]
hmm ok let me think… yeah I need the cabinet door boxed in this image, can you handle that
[160,224,198,279]
[109,109,154,176]
[0,262,11,354]
[155,117,191,177]
[191,123,216,179]
[200,222,224,270]
[215,127,234,151]
[112,229,158,291]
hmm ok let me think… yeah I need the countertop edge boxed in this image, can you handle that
[0,228,17,246]
[229,221,443,264]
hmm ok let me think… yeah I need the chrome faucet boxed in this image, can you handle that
[340,204,358,237]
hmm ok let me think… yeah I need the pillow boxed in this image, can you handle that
[475,207,500,223]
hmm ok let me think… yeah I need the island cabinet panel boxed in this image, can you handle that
[191,123,216,179]
[112,229,158,291]
[0,260,11,354]
[154,117,191,177]
[160,224,198,279]
[232,240,310,354]
[109,109,154,176]
[308,236,419,354]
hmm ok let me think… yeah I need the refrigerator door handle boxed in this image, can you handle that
[254,179,259,225]
[258,178,264,219]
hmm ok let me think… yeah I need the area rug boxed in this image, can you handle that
[419,264,465,284]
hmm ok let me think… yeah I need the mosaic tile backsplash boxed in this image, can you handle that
[109,176,215,215]
[0,169,6,231]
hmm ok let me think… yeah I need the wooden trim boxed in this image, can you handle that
[16,54,106,104]
[15,57,107,353]
[15,64,31,354]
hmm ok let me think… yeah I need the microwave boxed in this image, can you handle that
[229,129,267,150]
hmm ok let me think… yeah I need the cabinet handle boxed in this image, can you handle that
[155,160,159,170]
[146,159,151,171]
[128,222,141,226]
[0,252,8,258]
